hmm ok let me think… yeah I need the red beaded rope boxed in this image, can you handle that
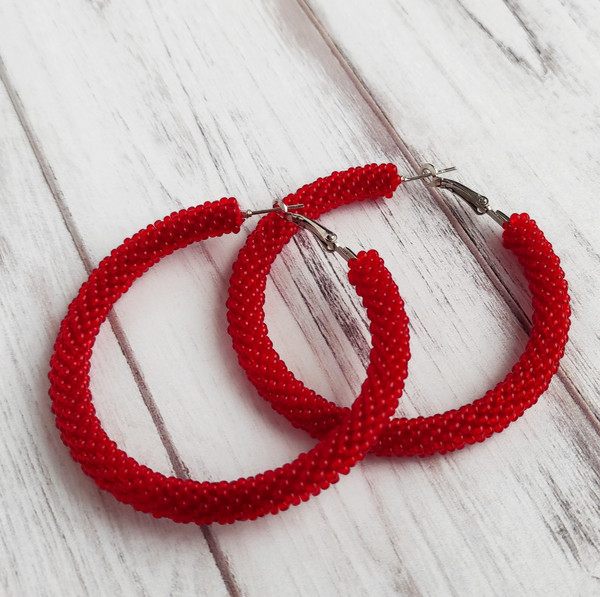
[48,197,411,524]
[227,165,571,457]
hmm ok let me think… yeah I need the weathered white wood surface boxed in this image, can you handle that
[1,1,599,595]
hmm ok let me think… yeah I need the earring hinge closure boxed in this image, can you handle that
[433,177,509,226]
[243,199,357,261]
[403,163,509,226]
[282,212,358,261]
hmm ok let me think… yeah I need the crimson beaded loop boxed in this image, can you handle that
[227,164,571,457]
[48,197,411,525]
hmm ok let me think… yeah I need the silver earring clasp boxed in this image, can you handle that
[433,177,509,226]
[243,199,356,260]
[403,163,509,227]
[283,212,357,262]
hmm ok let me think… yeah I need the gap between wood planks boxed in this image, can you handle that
[0,55,242,597]
[296,0,600,437]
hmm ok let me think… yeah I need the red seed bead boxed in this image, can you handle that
[48,197,411,524]
[227,165,571,458]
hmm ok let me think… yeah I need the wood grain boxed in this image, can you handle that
[0,0,599,595]
[0,75,230,596]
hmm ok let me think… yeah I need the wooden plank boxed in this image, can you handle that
[0,0,598,595]
[0,77,230,594]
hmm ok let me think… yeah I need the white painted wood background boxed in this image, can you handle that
[1,0,599,595]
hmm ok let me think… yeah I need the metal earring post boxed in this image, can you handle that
[243,200,305,219]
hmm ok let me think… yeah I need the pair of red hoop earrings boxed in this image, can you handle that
[48,163,570,525]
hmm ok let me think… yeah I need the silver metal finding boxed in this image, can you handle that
[404,163,509,227]
[243,199,305,218]
[401,163,457,183]
[433,177,509,226]
[243,199,356,260]
[283,212,358,262]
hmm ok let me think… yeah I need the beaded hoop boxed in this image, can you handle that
[227,164,571,457]
[48,197,411,524]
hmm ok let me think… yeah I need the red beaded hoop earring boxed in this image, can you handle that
[48,197,411,525]
[227,164,571,457]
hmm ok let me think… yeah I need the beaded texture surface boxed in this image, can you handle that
[48,197,411,525]
[227,166,571,457]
